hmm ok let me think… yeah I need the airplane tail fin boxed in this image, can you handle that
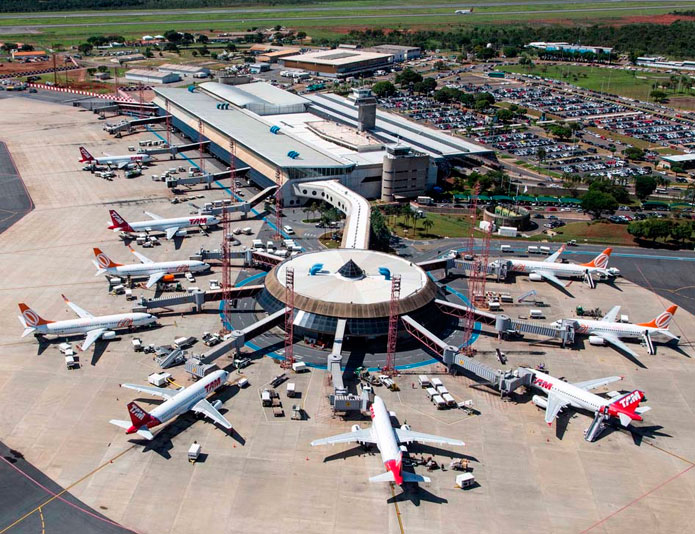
[109,418,154,440]
[93,248,122,269]
[78,146,94,162]
[637,305,677,329]
[17,303,53,328]
[127,401,156,427]
[402,471,431,484]
[608,390,646,426]
[108,209,134,232]
[369,471,396,483]
[581,248,612,269]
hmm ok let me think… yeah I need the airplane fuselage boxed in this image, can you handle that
[133,370,229,430]
[105,260,209,279]
[116,215,220,235]
[32,312,156,337]
[572,319,677,343]
[529,370,610,413]
[369,396,404,484]
[96,154,152,167]
[507,259,606,279]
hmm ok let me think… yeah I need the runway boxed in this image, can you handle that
[0,142,33,235]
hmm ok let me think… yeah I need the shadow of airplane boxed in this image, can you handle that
[387,483,448,506]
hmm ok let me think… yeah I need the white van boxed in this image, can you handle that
[530,309,545,319]
[500,245,512,253]
[431,377,443,388]
[252,239,264,249]
[432,395,447,409]
[283,225,295,235]
[418,375,431,388]
[242,227,253,235]
[539,246,551,255]
[425,387,439,400]
[527,246,539,254]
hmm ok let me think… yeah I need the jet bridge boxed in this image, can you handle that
[452,356,535,396]
[134,285,263,312]
[400,314,459,366]
[105,114,170,135]
[327,319,371,413]
[166,167,251,190]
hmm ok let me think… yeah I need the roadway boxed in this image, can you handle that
[2,3,695,32]
[0,442,133,534]
[0,0,690,18]
[0,141,32,234]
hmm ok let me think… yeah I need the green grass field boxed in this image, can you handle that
[387,212,473,239]
[499,64,695,109]
[0,0,686,47]
[529,221,637,246]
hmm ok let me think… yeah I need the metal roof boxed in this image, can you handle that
[281,49,392,66]
[154,86,352,169]
[305,92,493,159]
[199,81,308,115]
[662,153,695,162]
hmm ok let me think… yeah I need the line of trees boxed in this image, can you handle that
[628,218,695,243]
[0,0,310,12]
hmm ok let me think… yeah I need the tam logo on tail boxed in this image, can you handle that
[79,147,94,162]
[127,401,155,426]
[582,248,612,269]
[637,305,678,329]
[108,210,134,232]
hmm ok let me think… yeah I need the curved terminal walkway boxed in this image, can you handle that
[292,180,370,249]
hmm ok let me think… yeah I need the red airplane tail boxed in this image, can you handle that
[108,209,134,232]
[637,305,677,329]
[79,146,94,163]
[607,390,646,425]
[127,401,156,429]
[581,248,612,269]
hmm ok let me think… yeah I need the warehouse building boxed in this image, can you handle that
[660,153,695,170]
[11,50,48,60]
[125,69,181,84]
[158,63,210,78]
[279,49,393,78]
[152,82,492,203]
[366,45,421,62]
[526,42,614,56]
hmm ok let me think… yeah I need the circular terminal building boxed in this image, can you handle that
[258,249,450,345]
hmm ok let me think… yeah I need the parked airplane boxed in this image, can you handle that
[311,396,464,485]
[93,247,210,288]
[554,305,679,360]
[79,146,153,169]
[108,209,220,240]
[499,246,616,288]
[529,369,650,433]
[110,369,232,440]
[17,295,157,351]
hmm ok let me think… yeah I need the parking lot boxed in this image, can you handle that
[378,95,486,130]
[594,113,695,149]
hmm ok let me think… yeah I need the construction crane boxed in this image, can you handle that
[382,274,402,376]
[281,267,295,369]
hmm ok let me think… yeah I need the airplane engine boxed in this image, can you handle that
[102,331,116,340]
[608,267,621,277]
[175,229,188,237]
[529,273,543,282]
[532,395,548,409]
[401,424,411,431]
[211,400,223,410]
[589,336,606,346]
[351,424,362,433]
[162,274,176,283]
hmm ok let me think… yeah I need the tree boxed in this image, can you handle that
[197,34,209,43]
[634,174,657,201]
[86,68,96,76]
[547,124,573,140]
[422,218,434,236]
[623,146,645,161]
[2,42,16,52]
[164,30,182,43]
[371,80,396,97]
[671,221,692,243]
[413,77,437,94]
[502,46,518,58]
[475,46,496,60]
[19,44,34,52]
[296,31,307,40]
[395,68,422,87]
[536,147,547,164]
[191,50,198,57]
[495,108,514,123]
[650,90,668,103]
[144,47,153,58]
[200,46,210,56]
[164,43,179,53]
[182,33,194,44]
[581,190,618,219]
[671,164,686,175]
[97,65,108,73]
[77,43,93,55]
[226,43,237,52]
[434,60,447,70]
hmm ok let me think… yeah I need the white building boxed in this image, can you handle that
[125,69,181,84]
[158,63,211,78]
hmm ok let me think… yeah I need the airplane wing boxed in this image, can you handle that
[544,244,565,263]
[145,211,164,220]
[395,428,464,447]
[311,428,376,447]
[531,270,568,288]
[588,331,641,361]
[572,375,623,392]
[120,383,177,400]
[81,328,106,351]
[129,247,153,264]
[165,226,180,240]
[145,272,166,288]
[117,161,129,169]
[62,294,93,319]
[544,392,569,425]
[191,398,232,429]
[601,305,621,323]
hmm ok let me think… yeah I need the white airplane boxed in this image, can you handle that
[92,247,210,288]
[110,369,232,440]
[311,395,464,485]
[554,305,679,361]
[108,209,220,240]
[17,295,157,351]
[79,146,153,169]
[500,246,616,288]
[529,369,650,430]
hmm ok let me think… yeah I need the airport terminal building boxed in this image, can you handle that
[152,82,493,204]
